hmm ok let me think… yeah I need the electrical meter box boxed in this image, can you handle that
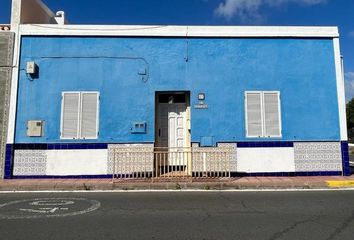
[27,120,44,137]
[26,61,37,74]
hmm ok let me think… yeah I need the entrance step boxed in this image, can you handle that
[159,171,190,178]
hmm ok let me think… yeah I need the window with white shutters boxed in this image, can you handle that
[81,92,99,139]
[263,92,281,137]
[60,91,99,139]
[245,92,263,137]
[61,92,80,139]
[245,91,281,138]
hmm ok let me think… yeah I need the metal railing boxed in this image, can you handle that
[111,147,235,181]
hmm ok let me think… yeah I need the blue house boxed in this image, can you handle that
[3,0,350,179]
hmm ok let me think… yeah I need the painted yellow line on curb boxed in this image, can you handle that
[327,181,354,188]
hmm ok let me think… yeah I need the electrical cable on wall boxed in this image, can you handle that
[18,68,35,81]
[23,56,150,82]
[185,26,189,62]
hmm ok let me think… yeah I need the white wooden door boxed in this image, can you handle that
[168,104,187,166]
[168,103,186,149]
[157,103,187,166]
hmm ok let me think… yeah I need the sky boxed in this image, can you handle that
[1,0,354,100]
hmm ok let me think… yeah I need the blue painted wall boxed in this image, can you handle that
[15,36,340,143]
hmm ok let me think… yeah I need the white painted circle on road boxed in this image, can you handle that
[0,198,100,219]
[29,200,75,206]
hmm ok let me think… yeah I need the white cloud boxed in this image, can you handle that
[215,0,264,22]
[345,72,354,102]
[214,0,327,22]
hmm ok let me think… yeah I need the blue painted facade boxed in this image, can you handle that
[15,36,340,144]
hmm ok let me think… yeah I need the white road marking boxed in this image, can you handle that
[29,200,74,206]
[0,198,100,219]
[19,207,69,214]
[19,208,48,213]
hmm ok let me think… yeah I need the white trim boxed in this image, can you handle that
[6,25,21,144]
[244,92,248,137]
[60,92,64,139]
[260,92,265,137]
[95,92,100,140]
[278,92,282,138]
[18,25,339,38]
[78,92,82,139]
[333,38,347,141]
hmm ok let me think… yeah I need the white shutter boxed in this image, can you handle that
[264,92,281,137]
[80,92,99,139]
[246,92,263,137]
[61,92,80,139]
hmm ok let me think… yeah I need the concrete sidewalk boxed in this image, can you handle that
[1,175,354,191]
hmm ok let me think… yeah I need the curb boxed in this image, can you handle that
[2,175,354,192]
[0,181,335,191]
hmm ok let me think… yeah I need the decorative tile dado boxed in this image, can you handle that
[192,143,237,172]
[107,144,154,174]
[294,142,342,172]
[13,150,47,176]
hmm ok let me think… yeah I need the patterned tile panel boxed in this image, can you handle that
[108,144,154,174]
[13,150,47,176]
[192,143,237,172]
[294,142,342,172]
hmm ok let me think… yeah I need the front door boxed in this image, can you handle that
[157,103,186,149]
[155,93,190,174]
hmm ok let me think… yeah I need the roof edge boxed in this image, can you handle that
[19,25,340,38]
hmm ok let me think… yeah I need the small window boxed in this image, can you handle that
[245,91,281,138]
[60,91,99,139]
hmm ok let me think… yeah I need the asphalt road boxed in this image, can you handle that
[0,191,354,240]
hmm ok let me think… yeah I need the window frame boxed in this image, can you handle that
[245,91,282,138]
[60,91,100,140]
